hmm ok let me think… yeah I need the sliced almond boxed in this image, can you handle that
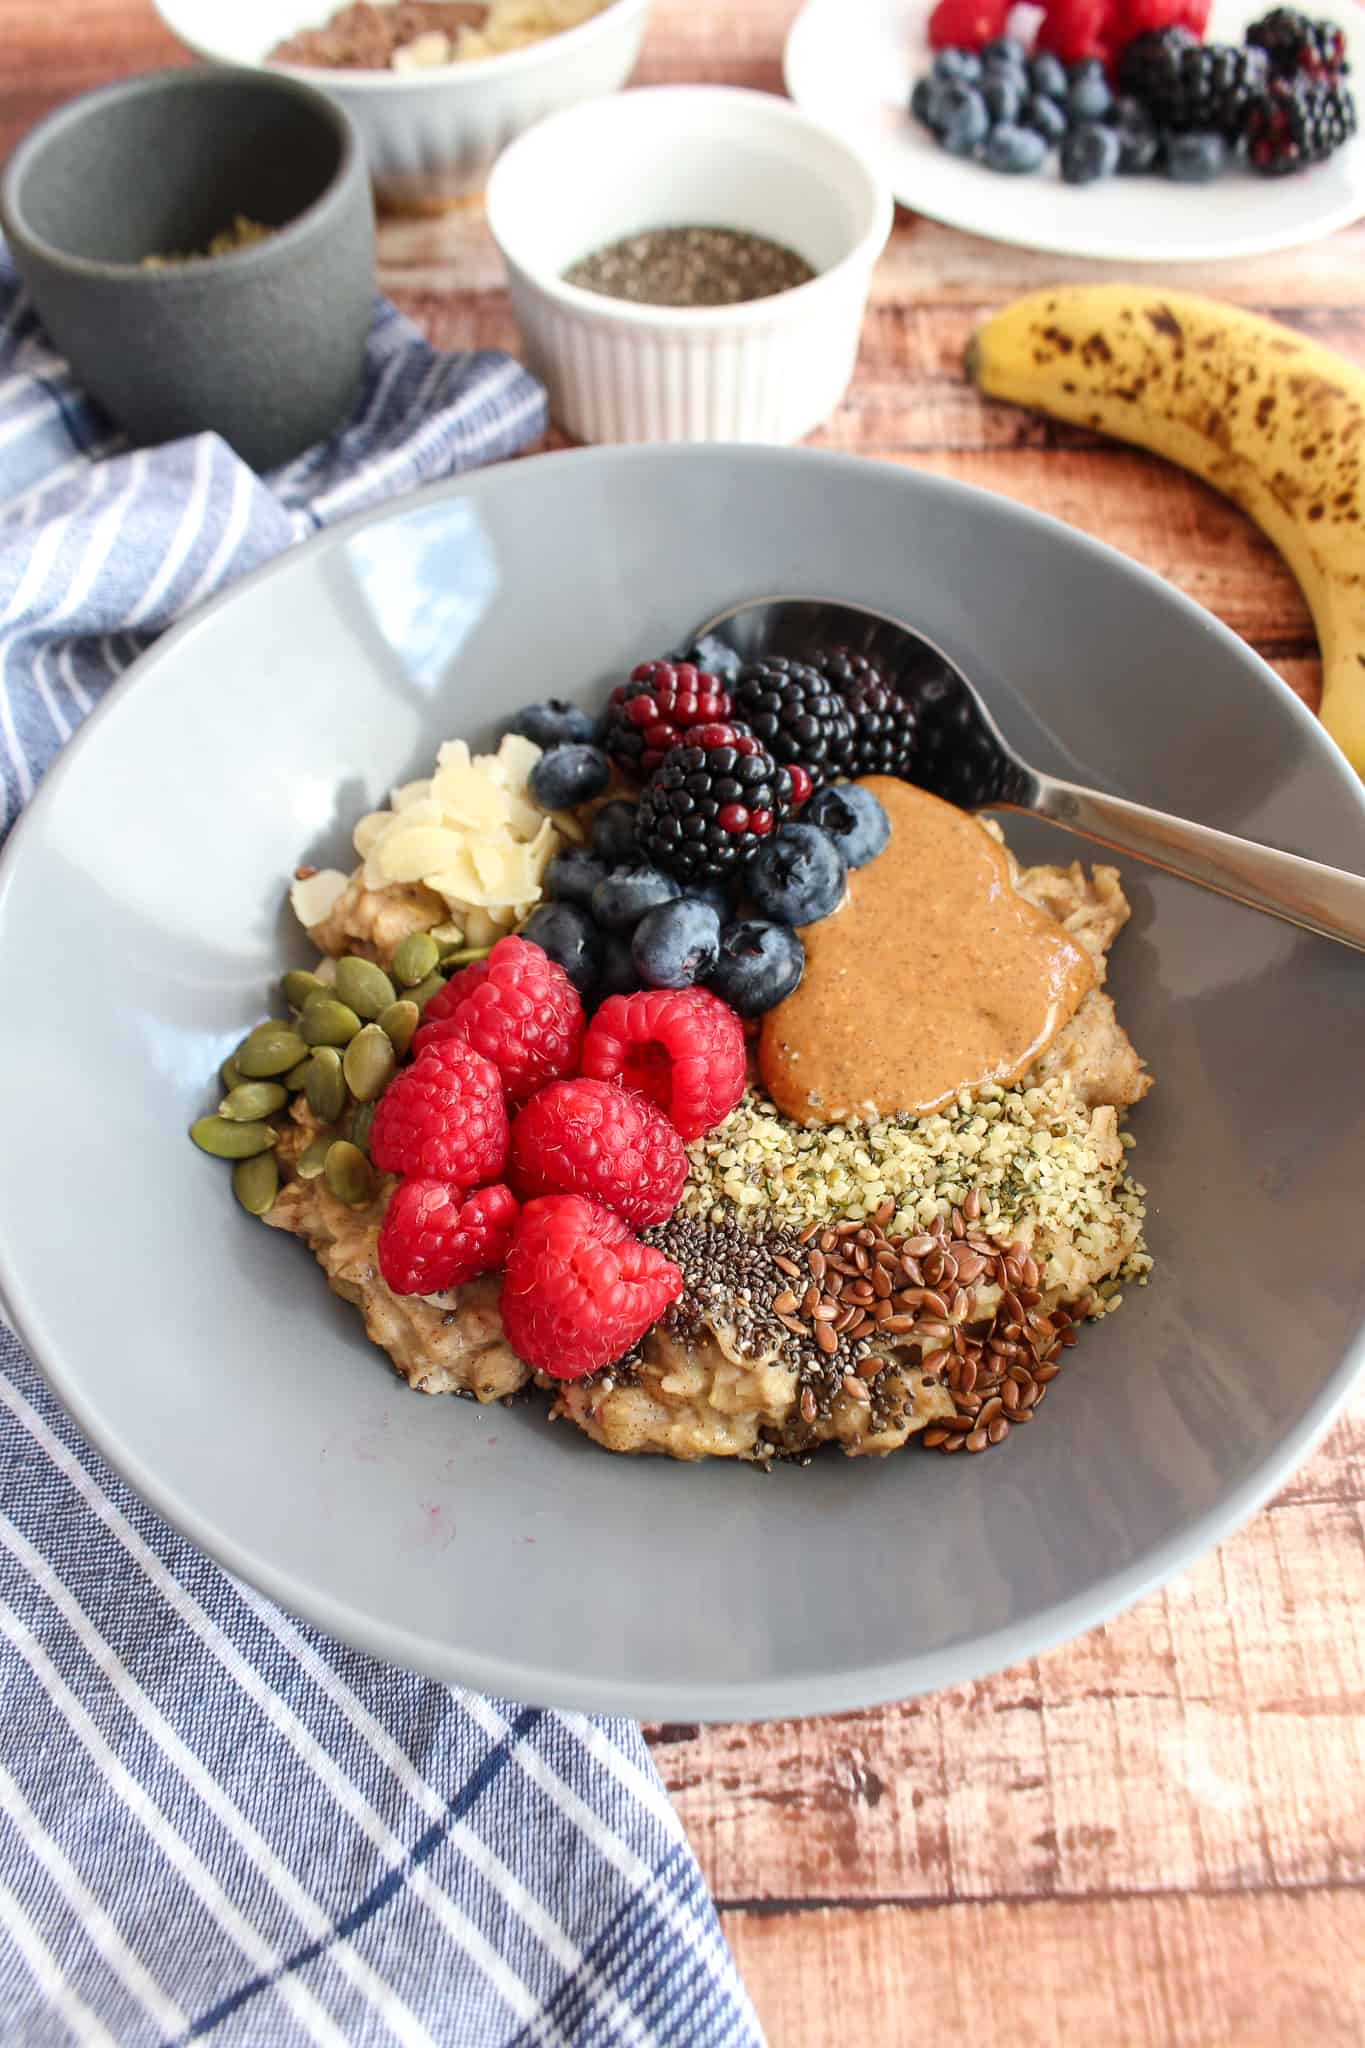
[290,867,348,927]
[352,810,392,859]
[374,824,468,886]
[389,777,432,811]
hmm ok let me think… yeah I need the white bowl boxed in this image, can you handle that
[151,0,652,213]
[484,85,893,444]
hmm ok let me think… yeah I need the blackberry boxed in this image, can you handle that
[1245,74,1357,171]
[816,651,917,777]
[634,724,794,883]
[1114,26,1197,104]
[730,656,855,792]
[1246,8,1348,81]
[601,661,732,781]
[1120,35,1270,136]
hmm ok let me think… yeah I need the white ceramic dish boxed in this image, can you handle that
[1,445,1363,1721]
[484,85,893,444]
[152,0,651,212]
[783,0,1365,263]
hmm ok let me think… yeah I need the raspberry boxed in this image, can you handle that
[601,661,734,781]
[500,1195,683,1379]
[415,955,491,1033]
[378,1181,518,1297]
[1113,0,1209,45]
[1036,0,1118,66]
[508,1078,687,1227]
[411,935,584,1103]
[927,0,1011,49]
[581,988,746,1142]
[369,1036,509,1187]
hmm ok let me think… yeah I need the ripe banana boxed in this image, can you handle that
[966,284,1365,776]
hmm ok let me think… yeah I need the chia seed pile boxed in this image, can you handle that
[562,227,816,308]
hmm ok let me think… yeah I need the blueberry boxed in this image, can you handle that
[708,921,805,1018]
[1165,130,1226,181]
[527,743,611,811]
[632,899,722,990]
[596,932,639,1003]
[935,82,990,155]
[545,848,607,909]
[911,75,947,130]
[590,798,639,866]
[591,864,682,931]
[685,880,734,922]
[1061,122,1120,183]
[803,783,891,869]
[519,903,602,997]
[744,824,847,927]
[1030,52,1068,100]
[1068,70,1113,122]
[1113,98,1160,173]
[676,631,744,682]
[932,47,982,84]
[1024,92,1068,143]
[982,122,1048,172]
[981,35,1027,69]
[506,698,598,750]
[983,74,1023,124]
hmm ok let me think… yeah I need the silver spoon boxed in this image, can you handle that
[688,595,1365,955]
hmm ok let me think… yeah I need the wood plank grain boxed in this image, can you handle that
[647,1419,1365,1912]
[723,1889,1365,2047]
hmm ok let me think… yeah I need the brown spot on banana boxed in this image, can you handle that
[964,284,1365,777]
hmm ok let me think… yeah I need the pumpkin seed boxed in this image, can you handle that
[443,945,494,967]
[303,1046,348,1123]
[283,969,327,1012]
[391,931,440,988]
[218,1081,287,1122]
[299,994,362,1047]
[297,1134,333,1179]
[343,1023,396,1103]
[324,1140,374,1207]
[335,955,396,1020]
[284,1057,314,1091]
[237,1027,308,1078]
[232,1153,278,1216]
[219,1053,243,1093]
[350,1100,377,1157]
[407,970,448,1013]
[377,999,419,1056]
[190,1115,278,1160]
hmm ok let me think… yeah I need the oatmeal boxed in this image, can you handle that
[192,638,1152,1467]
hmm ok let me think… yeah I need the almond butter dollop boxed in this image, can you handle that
[758,778,1095,1125]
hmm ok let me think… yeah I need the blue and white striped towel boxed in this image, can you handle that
[0,249,764,2048]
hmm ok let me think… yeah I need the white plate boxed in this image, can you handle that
[783,0,1365,262]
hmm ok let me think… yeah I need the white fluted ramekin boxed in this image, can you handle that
[151,0,652,214]
[484,86,893,445]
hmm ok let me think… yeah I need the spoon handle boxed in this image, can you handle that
[1026,776,1365,953]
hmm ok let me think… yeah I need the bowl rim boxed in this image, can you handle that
[151,0,653,92]
[484,82,895,331]
[0,64,363,286]
[1,441,1363,1720]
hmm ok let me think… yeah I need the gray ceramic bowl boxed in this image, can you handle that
[0,67,375,470]
[0,446,1362,1720]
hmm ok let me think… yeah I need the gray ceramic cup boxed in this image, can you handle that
[0,67,376,471]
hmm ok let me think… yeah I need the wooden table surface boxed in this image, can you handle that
[7,4,1365,2041]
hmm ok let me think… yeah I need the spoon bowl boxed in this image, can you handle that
[691,593,1365,953]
